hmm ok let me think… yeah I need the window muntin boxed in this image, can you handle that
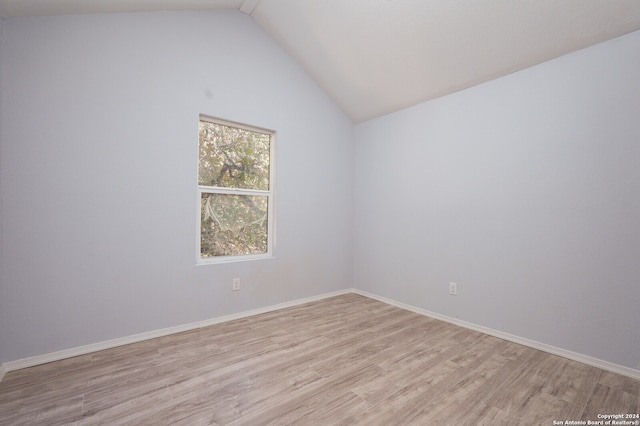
[198,116,274,262]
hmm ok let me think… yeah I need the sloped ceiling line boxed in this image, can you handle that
[0,0,639,122]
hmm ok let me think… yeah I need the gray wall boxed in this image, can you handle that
[0,11,354,363]
[354,30,640,370]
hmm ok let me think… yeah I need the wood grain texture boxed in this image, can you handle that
[0,294,638,425]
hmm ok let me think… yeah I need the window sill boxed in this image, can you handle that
[196,253,276,265]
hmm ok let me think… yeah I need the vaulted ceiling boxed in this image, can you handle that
[2,0,639,122]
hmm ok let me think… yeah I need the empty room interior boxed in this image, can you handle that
[0,0,639,424]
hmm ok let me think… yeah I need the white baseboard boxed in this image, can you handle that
[0,289,352,381]
[351,289,640,381]
[1,288,638,383]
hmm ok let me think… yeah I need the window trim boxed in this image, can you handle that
[196,115,276,265]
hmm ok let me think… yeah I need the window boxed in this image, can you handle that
[198,116,275,262]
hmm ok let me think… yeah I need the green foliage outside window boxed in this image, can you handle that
[199,119,272,259]
[198,122,270,190]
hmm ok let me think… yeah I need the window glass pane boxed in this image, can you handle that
[200,193,268,257]
[199,121,270,190]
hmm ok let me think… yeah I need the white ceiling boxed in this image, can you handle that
[0,0,249,17]
[2,0,640,122]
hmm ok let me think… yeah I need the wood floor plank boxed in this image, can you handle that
[485,349,563,414]
[0,293,638,425]
[459,403,525,426]
[582,382,640,421]
[597,369,640,396]
[542,358,602,407]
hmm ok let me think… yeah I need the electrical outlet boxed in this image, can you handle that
[232,278,240,291]
[449,282,458,296]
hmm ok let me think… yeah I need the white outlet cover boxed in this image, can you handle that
[449,282,458,295]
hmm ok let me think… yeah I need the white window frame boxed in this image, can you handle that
[197,115,276,264]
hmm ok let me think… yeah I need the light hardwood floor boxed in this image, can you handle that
[0,293,638,425]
